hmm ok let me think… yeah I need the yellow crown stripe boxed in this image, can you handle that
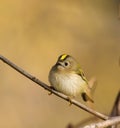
[60,54,68,60]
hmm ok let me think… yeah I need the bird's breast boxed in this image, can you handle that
[49,72,87,97]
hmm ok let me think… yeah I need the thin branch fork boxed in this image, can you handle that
[0,55,108,120]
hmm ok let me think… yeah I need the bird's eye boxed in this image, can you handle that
[64,62,69,66]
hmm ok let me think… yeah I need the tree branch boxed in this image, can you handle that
[0,55,108,120]
[81,116,120,128]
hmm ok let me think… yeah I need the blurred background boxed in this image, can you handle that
[0,0,120,128]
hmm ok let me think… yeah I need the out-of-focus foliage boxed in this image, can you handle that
[0,0,120,128]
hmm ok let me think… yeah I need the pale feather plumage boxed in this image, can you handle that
[49,71,87,97]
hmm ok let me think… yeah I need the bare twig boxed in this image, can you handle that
[110,91,120,128]
[67,116,98,128]
[68,91,120,128]
[81,116,120,128]
[0,55,108,120]
[110,91,120,117]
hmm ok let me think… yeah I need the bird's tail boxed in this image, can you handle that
[82,77,97,103]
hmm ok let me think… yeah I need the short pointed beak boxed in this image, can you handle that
[56,62,63,66]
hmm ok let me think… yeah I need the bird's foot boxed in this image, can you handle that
[48,86,55,95]
[67,97,73,106]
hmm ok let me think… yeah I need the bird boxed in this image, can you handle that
[48,54,94,103]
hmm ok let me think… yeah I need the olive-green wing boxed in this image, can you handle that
[76,67,88,84]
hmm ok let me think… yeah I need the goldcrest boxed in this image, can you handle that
[49,54,94,103]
